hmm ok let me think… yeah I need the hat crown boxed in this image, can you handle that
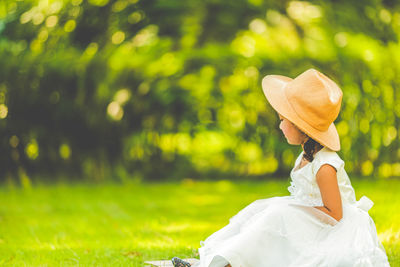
[285,69,342,131]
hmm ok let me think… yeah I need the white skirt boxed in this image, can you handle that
[196,196,390,267]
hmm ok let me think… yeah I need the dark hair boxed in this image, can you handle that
[302,137,323,162]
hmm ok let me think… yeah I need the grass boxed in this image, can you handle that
[0,177,399,266]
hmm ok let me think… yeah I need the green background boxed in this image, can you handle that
[0,1,399,265]
[2,0,400,182]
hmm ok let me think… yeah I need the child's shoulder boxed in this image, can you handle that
[315,146,342,158]
[312,147,345,173]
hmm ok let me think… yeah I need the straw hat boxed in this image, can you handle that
[261,68,343,151]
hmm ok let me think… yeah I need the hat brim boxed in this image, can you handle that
[262,75,341,151]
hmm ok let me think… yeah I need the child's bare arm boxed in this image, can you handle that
[315,164,343,221]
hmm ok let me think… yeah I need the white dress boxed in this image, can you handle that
[196,147,390,267]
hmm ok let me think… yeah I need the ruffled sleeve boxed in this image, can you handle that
[312,150,344,176]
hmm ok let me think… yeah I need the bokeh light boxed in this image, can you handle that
[2,0,400,182]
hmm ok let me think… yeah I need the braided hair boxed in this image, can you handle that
[285,118,324,162]
[302,137,323,162]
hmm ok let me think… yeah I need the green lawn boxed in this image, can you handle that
[0,178,399,266]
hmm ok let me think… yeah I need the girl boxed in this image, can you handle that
[171,69,390,267]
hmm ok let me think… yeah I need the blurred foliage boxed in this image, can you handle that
[1,0,400,182]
